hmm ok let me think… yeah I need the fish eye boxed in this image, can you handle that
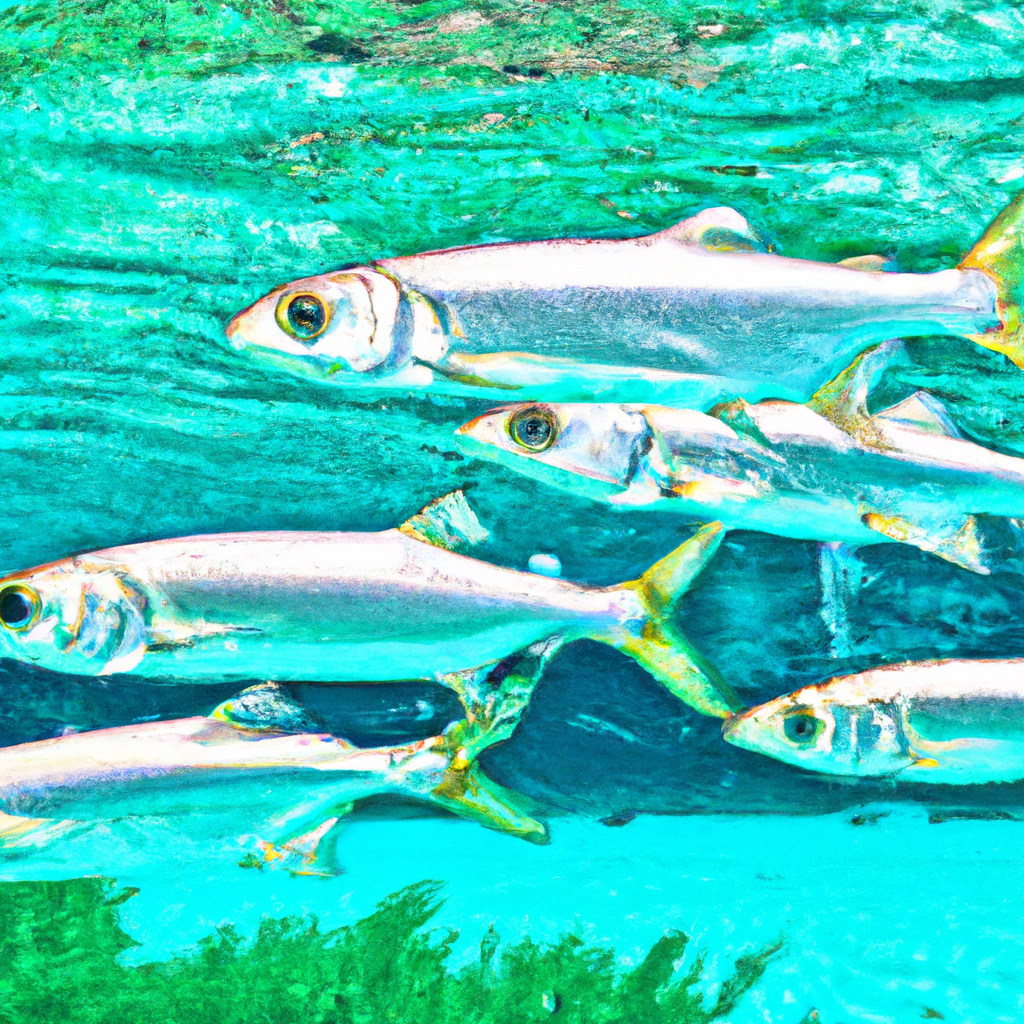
[783,711,822,746]
[508,406,557,452]
[276,293,328,341]
[0,585,40,631]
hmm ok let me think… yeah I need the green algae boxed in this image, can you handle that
[0,877,782,1023]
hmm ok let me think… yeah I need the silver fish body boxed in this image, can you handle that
[223,199,1024,403]
[456,380,1024,573]
[0,646,579,853]
[0,530,631,680]
[723,659,1024,785]
[0,717,408,826]
[0,521,737,717]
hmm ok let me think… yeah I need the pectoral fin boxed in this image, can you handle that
[0,811,77,848]
[862,512,991,574]
[429,763,548,843]
[400,490,489,552]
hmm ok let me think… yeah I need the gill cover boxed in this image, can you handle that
[226,268,408,373]
[456,403,652,499]
[0,567,147,676]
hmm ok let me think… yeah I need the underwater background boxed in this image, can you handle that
[3,0,1024,1019]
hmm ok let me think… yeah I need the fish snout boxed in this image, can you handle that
[454,411,488,439]
[720,706,759,749]
[224,302,260,350]
[453,409,507,458]
[454,407,516,447]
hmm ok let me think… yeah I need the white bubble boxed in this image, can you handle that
[528,553,562,577]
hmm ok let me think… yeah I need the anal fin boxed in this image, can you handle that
[251,812,350,877]
[807,339,905,435]
[437,637,563,749]
[862,512,991,574]
[429,763,548,844]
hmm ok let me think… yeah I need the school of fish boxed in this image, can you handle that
[5,191,1024,869]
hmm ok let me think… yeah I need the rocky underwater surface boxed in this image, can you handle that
[3,1,1024,1021]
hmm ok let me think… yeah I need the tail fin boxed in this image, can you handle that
[604,522,742,719]
[961,191,1024,367]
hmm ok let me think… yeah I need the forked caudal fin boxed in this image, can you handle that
[961,189,1024,367]
[601,522,742,719]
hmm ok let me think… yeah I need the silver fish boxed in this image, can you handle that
[723,658,1024,785]
[224,196,1024,403]
[456,342,1024,575]
[0,656,557,862]
[0,495,737,718]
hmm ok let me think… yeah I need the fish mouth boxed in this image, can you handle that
[720,707,756,747]
[224,302,260,350]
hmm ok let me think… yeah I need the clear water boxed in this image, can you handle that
[3,1,1024,1019]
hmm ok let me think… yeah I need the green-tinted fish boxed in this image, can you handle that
[456,342,1024,575]
[723,659,1024,785]
[224,193,1024,403]
[0,494,737,717]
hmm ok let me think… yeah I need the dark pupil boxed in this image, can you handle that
[0,589,33,627]
[513,412,553,449]
[785,714,817,743]
[286,295,326,339]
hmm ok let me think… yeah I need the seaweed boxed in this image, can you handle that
[0,877,782,1024]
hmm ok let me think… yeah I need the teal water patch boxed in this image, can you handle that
[3,809,1022,1022]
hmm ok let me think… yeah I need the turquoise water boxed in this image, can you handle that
[5,811,1023,1021]
[4,1,1024,1019]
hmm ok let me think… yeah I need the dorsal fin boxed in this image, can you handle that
[807,339,904,431]
[211,682,326,735]
[399,490,489,552]
[837,254,889,272]
[872,390,963,438]
[653,207,768,253]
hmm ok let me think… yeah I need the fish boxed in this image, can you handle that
[455,341,1024,575]
[723,658,1024,785]
[0,652,560,865]
[0,493,737,718]
[224,194,1024,404]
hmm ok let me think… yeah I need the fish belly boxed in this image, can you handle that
[906,695,1024,784]
[0,765,370,831]
[139,621,566,682]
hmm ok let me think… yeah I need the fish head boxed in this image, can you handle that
[225,268,404,377]
[455,403,652,500]
[0,561,147,676]
[723,681,915,777]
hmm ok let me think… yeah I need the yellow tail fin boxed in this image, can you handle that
[604,522,742,719]
[961,190,1024,367]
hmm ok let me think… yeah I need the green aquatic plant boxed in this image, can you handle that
[0,877,782,1024]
